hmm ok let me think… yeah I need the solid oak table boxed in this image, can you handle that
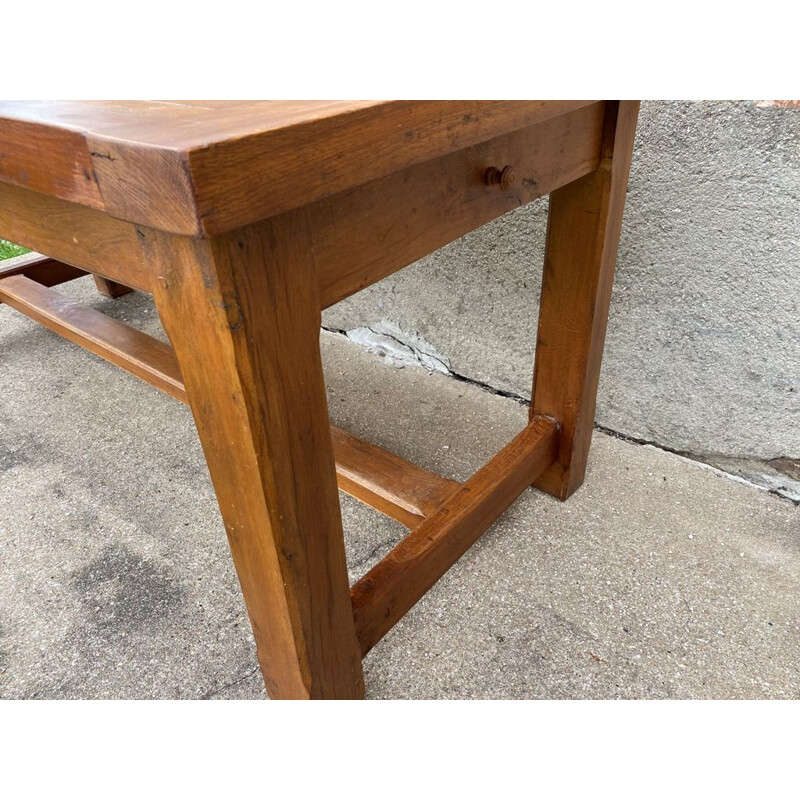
[0,100,639,699]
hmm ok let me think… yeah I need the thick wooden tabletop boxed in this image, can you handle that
[0,100,593,237]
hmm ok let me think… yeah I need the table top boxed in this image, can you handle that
[0,100,594,236]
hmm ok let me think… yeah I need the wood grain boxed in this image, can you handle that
[0,115,103,209]
[0,182,150,291]
[351,415,559,655]
[0,100,595,235]
[93,276,134,298]
[313,102,605,307]
[331,427,460,528]
[0,273,454,531]
[0,252,86,299]
[145,217,364,699]
[0,275,184,401]
[530,101,640,499]
[184,101,597,236]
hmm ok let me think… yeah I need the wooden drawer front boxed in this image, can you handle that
[312,101,606,308]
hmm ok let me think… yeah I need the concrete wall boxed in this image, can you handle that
[323,101,800,472]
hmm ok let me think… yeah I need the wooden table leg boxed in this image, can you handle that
[530,101,640,500]
[93,275,134,298]
[145,211,364,700]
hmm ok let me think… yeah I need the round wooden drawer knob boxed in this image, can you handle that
[484,165,516,191]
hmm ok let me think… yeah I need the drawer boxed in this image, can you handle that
[312,101,606,308]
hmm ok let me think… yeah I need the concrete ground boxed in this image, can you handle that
[1,277,798,699]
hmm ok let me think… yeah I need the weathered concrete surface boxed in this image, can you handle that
[1,279,798,699]
[323,101,800,465]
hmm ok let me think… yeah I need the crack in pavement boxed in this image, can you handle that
[201,665,260,700]
[322,326,799,506]
[349,534,405,572]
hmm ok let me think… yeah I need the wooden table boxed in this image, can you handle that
[0,100,639,699]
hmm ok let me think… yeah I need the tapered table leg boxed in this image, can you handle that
[531,101,640,500]
[145,211,364,700]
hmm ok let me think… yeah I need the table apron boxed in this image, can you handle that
[0,181,151,292]
[0,102,606,309]
[311,101,606,308]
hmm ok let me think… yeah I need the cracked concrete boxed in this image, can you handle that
[592,424,800,507]
[322,101,800,481]
[340,320,451,374]
[694,455,800,505]
[328,321,800,504]
[1,277,798,699]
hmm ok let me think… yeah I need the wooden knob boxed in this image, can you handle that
[484,165,516,191]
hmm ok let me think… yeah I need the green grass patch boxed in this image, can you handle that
[0,240,30,260]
